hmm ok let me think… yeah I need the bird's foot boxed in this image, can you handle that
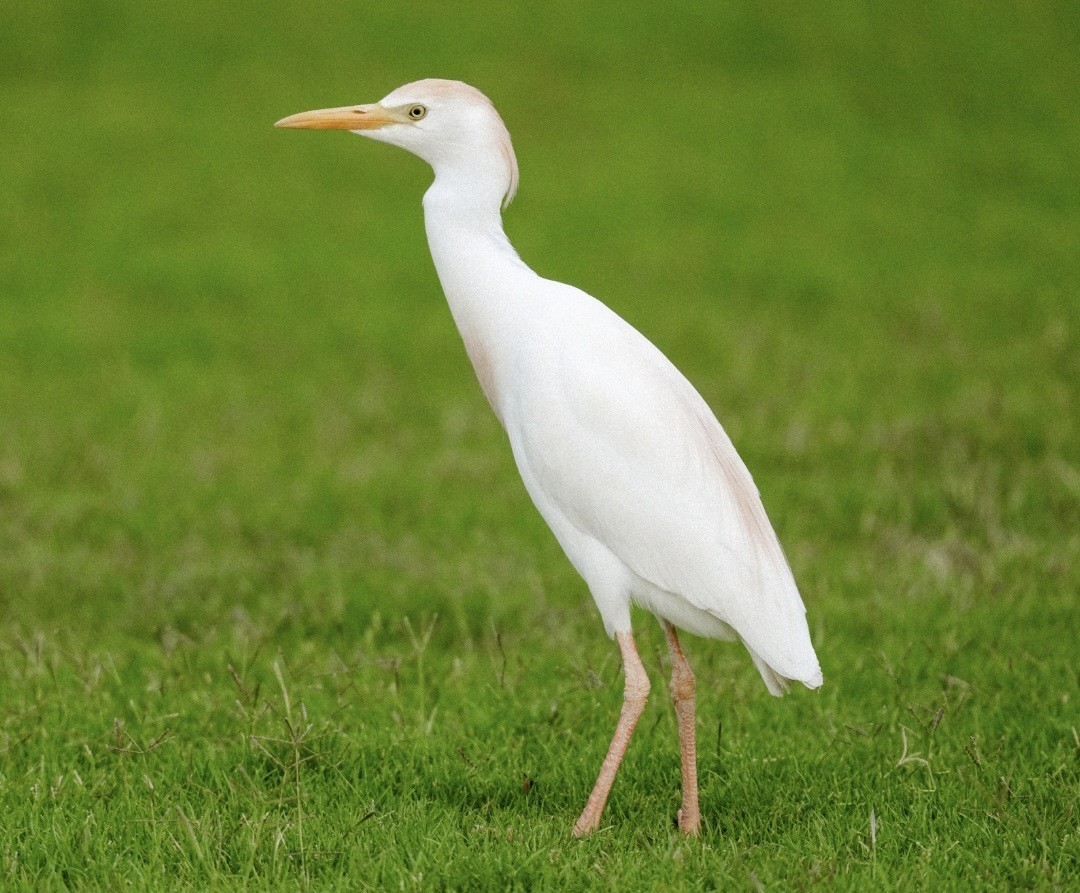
[572,811,601,838]
[677,807,701,837]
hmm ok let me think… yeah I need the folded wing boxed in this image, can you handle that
[521,287,822,688]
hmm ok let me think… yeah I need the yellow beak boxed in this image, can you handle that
[274,103,400,131]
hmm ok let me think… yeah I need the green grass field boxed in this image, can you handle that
[1,1,1078,889]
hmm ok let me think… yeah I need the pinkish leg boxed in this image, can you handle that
[662,621,700,836]
[572,631,651,837]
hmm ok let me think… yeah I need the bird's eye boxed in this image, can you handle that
[408,104,427,120]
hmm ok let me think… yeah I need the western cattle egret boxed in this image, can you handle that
[277,79,822,838]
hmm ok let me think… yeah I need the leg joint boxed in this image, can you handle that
[669,664,695,703]
[624,672,651,706]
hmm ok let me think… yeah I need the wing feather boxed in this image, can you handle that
[518,287,821,684]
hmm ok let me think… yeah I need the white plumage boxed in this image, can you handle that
[277,78,822,837]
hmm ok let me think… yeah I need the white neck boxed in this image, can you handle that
[422,173,533,426]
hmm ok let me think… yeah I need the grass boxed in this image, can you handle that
[1,0,1078,889]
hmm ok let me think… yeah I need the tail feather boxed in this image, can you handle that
[746,642,823,697]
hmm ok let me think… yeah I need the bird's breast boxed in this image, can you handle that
[458,328,504,428]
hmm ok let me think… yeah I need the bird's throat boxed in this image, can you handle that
[422,183,531,429]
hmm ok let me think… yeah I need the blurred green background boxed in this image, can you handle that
[0,1,1077,889]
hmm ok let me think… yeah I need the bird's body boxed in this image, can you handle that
[278,79,822,836]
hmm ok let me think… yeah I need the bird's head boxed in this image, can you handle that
[276,78,519,210]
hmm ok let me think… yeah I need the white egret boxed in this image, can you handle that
[276,79,822,837]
